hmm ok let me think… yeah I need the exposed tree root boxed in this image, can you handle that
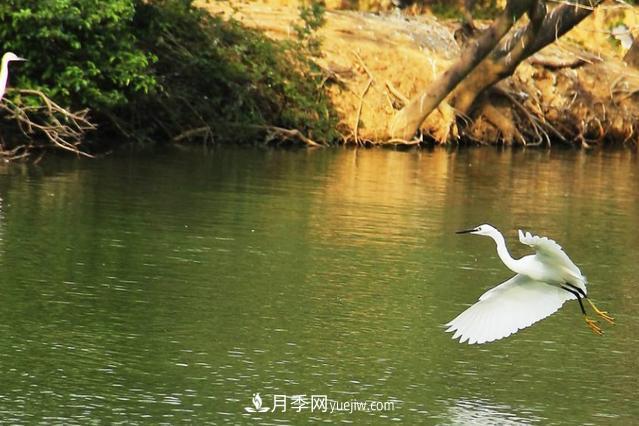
[480,102,526,146]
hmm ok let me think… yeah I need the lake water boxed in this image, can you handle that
[0,146,636,424]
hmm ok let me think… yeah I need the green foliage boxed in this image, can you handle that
[0,0,338,146]
[469,0,500,19]
[430,0,500,20]
[0,0,157,108]
[126,0,338,144]
[294,1,326,56]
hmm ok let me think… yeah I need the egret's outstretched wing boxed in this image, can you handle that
[518,230,581,276]
[445,274,576,344]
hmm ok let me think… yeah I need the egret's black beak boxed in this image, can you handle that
[456,228,476,234]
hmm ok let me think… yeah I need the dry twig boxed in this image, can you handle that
[0,88,95,158]
[351,50,375,145]
[385,81,409,107]
[354,77,373,145]
[262,125,324,147]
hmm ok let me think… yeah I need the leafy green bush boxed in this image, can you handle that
[0,0,338,147]
[0,0,157,108]
[126,0,338,144]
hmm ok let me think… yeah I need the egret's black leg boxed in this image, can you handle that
[564,283,615,324]
[561,285,586,315]
[561,285,603,335]
[564,283,587,299]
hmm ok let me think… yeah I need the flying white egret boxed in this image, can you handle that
[447,224,614,344]
[0,52,26,101]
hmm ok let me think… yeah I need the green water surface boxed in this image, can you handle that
[0,147,636,424]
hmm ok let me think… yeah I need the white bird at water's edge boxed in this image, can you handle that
[446,224,614,344]
[0,52,26,101]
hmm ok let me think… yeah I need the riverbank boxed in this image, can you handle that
[201,1,639,148]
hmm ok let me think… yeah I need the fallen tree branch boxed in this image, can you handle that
[262,125,324,147]
[172,126,213,144]
[0,88,95,158]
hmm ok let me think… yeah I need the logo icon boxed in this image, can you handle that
[245,393,269,413]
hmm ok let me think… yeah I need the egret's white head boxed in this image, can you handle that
[456,224,498,237]
[2,52,26,64]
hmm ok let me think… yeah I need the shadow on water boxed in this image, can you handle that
[0,146,636,423]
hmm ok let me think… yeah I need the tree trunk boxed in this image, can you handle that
[389,0,604,142]
[452,0,546,115]
[388,0,535,140]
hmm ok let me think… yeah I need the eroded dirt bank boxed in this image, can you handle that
[199,2,639,147]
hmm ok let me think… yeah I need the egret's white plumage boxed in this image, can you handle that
[447,224,613,344]
[518,230,584,290]
[448,275,575,344]
[0,52,26,101]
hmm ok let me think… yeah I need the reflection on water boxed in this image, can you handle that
[0,147,636,423]
[443,398,543,425]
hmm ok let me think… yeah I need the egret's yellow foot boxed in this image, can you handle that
[587,299,615,324]
[584,316,603,336]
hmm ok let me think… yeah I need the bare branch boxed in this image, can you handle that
[0,89,95,158]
